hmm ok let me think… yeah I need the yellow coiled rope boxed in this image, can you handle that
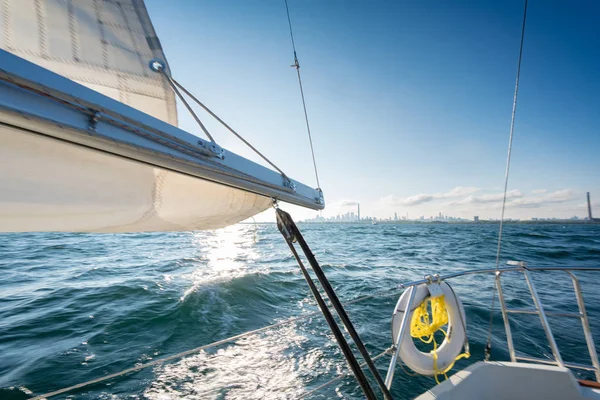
[410,295,470,383]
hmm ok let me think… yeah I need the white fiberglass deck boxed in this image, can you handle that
[417,362,600,400]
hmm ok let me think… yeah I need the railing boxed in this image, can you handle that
[385,264,600,389]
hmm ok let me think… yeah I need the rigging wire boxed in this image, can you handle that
[162,71,216,143]
[30,286,403,399]
[284,0,322,190]
[167,74,292,181]
[484,0,529,361]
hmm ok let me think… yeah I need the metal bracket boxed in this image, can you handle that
[196,140,225,159]
[427,282,444,298]
[284,178,297,192]
[88,110,100,132]
[315,188,325,205]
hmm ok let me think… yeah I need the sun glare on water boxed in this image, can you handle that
[143,323,320,399]
[142,225,331,399]
[180,225,260,301]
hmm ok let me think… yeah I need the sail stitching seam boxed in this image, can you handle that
[117,1,147,78]
[94,0,110,70]
[67,0,80,61]
[8,49,170,89]
[34,0,49,59]
[3,0,11,49]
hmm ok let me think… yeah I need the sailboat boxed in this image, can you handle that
[2,1,600,399]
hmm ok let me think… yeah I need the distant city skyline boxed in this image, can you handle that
[284,189,599,223]
[301,205,588,224]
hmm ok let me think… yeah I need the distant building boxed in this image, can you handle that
[394,212,398,221]
[474,216,479,222]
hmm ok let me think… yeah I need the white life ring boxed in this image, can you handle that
[391,281,467,376]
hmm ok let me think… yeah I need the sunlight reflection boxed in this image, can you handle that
[180,225,260,300]
[143,324,334,399]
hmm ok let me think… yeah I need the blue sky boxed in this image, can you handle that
[146,0,600,220]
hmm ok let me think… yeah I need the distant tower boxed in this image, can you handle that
[357,203,360,221]
[588,192,593,220]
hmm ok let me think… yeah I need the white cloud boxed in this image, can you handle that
[544,189,575,202]
[385,186,480,207]
[335,200,359,207]
[442,187,480,198]
[452,189,523,205]
[402,193,435,206]
[508,189,576,208]
[532,189,548,194]
[450,189,576,209]
[577,200,600,208]
[378,188,581,219]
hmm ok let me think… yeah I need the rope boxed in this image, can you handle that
[31,286,402,399]
[409,293,469,384]
[299,347,394,399]
[485,0,529,361]
[284,0,321,189]
[166,74,292,181]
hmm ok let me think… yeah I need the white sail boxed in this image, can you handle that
[0,124,271,232]
[0,1,323,233]
[0,0,177,125]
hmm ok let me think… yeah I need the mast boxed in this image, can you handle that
[588,192,593,220]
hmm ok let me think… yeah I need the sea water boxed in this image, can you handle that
[1,223,600,399]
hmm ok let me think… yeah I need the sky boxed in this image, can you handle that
[145,0,600,221]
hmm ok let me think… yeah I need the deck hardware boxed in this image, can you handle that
[88,111,100,132]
